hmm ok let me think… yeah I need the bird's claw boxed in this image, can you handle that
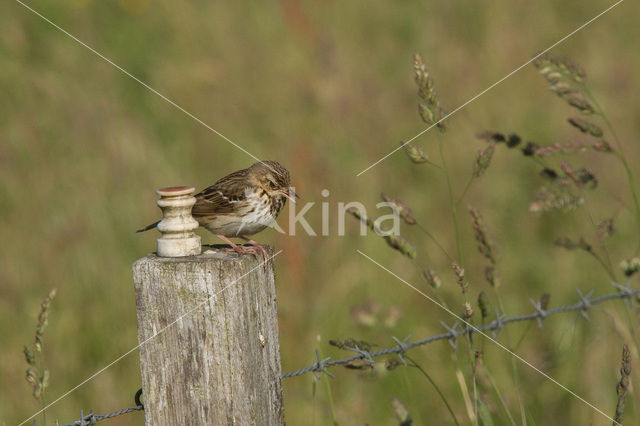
[222,244,269,267]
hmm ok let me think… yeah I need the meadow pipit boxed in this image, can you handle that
[138,161,298,262]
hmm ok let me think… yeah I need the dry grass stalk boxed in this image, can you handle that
[413,53,447,132]
[614,344,631,424]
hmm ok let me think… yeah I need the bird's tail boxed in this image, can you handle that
[136,221,160,233]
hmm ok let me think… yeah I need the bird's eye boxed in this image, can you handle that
[269,181,277,189]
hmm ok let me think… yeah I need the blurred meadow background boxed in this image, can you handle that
[2,0,640,424]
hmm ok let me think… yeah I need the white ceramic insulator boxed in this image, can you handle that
[155,186,201,257]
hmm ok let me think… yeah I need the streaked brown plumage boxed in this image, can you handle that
[138,161,297,262]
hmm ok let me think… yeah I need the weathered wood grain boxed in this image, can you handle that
[132,245,284,425]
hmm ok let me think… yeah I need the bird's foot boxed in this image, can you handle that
[217,235,270,266]
[244,239,270,266]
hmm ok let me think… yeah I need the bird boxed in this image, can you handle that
[137,161,298,263]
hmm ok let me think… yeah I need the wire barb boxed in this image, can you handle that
[439,321,460,350]
[529,298,548,329]
[490,312,506,339]
[312,349,335,379]
[343,345,376,366]
[610,280,634,306]
[576,288,594,320]
[391,334,412,366]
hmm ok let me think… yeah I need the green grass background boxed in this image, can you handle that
[2,0,640,424]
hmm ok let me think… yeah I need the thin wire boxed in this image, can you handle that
[18,250,283,425]
[356,249,620,425]
[356,0,625,176]
[13,0,263,165]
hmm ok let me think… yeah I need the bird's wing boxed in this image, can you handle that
[192,168,249,217]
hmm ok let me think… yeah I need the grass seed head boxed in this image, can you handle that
[529,186,584,213]
[540,293,551,311]
[567,117,603,137]
[591,139,613,153]
[23,346,36,366]
[381,193,417,225]
[476,130,506,143]
[614,344,632,424]
[451,262,469,293]
[463,302,473,320]
[478,291,491,319]
[329,338,376,352]
[384,234,417,259]
[473,142,495,178]
[385,358,401,371]
[484,265,501,287]
[554,236,592,253]
[567,94,595,114]
[506,133,522,148]
[540,168,559,180]
[413,52,447,132]
[348,207,416,259]
[35,288,57,346]
[560,161,597,189]
[468,205,497,265]
[350,301,381,328]
[620,257,640,277]
[533,52,594,113]
[391,396,413,425]
[522,142,539,156]
[400,141,429,163]
[596,218,614,242]
[347,207,376,231]
[422,268,442,289]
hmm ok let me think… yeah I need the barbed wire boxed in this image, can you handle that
[281,284,638,378]
[56,284,636,424]
[58,406,143,426]
[57,389,143,426]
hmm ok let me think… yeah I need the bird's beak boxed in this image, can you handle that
[281,187,300,203]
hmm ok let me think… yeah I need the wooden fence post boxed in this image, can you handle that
[132,186,284,425]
